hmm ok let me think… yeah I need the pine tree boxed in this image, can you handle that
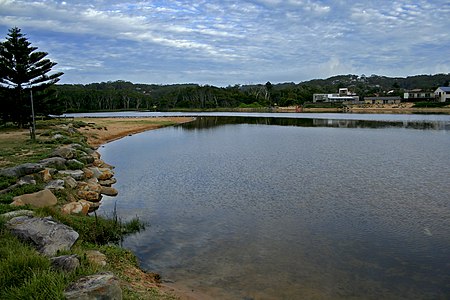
[0,27,63,127]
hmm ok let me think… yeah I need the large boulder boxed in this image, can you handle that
[6,216,79,257]
[11,189,58,208]
[0,163,44,178]
[64,272,122,300]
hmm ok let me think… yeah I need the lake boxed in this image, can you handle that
[95,113,450,299]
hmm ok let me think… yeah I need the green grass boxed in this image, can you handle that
[36,206,145,245]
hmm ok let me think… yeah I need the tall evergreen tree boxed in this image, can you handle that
[0,27,63,126]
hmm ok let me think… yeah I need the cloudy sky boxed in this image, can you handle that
[0,0,449,86]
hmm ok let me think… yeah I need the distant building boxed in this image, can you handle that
[434,87,450,102]
[403,89,435,102]
[364,96,401,105]
[313,88,359,103]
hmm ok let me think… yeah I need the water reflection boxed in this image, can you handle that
[179,116,450,131]
[98,116,450,299]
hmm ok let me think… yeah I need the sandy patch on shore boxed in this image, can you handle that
[76,117,194,148]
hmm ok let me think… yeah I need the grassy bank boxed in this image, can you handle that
[0,118,188,299]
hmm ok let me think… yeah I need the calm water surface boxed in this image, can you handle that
[98,115,450,299]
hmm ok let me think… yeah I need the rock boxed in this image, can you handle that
[93,159,114,169]
[51,255,80,272]
[85,250,107,266]
[64,272,122,300]
[61,201,90,215]
[66,159,85,170]
[79,200,100,213]
[64,176,78,189]
[45,179,65,190]
[52,133,65,140]
[91,151,101,160]
[6,216,79,257]
[79,155,95,165]
[78,180,102,193]
[11,189,58,208]
[40,157,67,169]
[98,178,117,187]
[68,143,84,150]
[39,168,54,182]
[0,163,44,178]
[100,186,118,197]
[77,191,101,202]
[83,168,95,179]
[0,209,34,219]
[51,147,77,160]
[18,175,36,186]
[89,167,114,180]
[58,170,85,181]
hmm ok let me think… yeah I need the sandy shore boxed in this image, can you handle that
[76,117,194,148]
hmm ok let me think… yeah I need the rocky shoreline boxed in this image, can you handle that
[0,140,124,298]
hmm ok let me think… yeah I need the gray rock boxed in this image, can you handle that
[0,163,44,178]
[51,255,80,272]
[11,189,58,208]
[18,175,37,186]
[40,157,67,169]
[45,179,65,190]
[6,216,79,257]
[52,133,65,140]
[51,147,77,160]
[58,170,85,181]
[0,209,34,219]
[64,272,122,300]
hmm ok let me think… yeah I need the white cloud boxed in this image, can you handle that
[0,0,448,85]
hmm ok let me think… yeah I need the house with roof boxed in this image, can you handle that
[364,96,401,105]
[434,87,450,102]
[403,89,435,102]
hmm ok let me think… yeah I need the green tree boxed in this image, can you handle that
[0,27,63,127]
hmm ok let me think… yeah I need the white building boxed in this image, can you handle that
[434,87,450,103]
[313,88,359,103]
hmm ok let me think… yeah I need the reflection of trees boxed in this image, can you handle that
[179,117,450,131]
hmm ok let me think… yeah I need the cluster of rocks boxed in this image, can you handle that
[0,143,118,215]
[2,211,122,299]
[0,141,123,298]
